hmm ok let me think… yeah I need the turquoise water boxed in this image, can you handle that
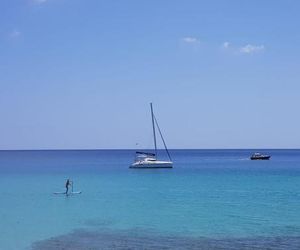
[0,150,300,249]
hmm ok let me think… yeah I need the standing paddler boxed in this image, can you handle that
[65,179,72,195]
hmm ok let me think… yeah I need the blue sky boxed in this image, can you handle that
[0,0,300,149]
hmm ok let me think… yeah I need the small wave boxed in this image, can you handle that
[239,158,250,161]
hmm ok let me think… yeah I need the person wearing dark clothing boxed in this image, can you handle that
[65,179,72,194]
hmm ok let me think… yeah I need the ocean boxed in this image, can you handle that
[0,149,300,249]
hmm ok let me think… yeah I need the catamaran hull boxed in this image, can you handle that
[130,161,173,169]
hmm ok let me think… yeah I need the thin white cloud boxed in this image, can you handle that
[9,30,21,38]
[239,44,265,54]
[182,37,200,44]
[222,42,265,54]
[223,42,230,49]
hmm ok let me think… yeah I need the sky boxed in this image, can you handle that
[0,0,300,149]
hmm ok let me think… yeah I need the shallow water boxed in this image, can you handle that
[0,149,300,249]
[32,229,300,250]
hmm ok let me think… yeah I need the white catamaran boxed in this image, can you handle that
[130,103,173,169]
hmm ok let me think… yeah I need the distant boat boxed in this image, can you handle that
[250,152,271,160]
[130,103,173,169]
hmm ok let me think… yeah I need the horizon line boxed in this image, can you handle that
[0,148,300,151]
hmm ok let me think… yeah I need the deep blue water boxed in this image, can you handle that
[0,149,300,249]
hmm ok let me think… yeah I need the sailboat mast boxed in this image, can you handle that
[150,103,157,158]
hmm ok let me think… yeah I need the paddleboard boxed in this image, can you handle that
[71,191,82,194]
[54,181,81,195]
[53,191,82,195]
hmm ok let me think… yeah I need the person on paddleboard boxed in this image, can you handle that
[65,179,72,194]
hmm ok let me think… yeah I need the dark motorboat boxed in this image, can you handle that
[250,153,271,160]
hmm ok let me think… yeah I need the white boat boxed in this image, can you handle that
[130,103,173,169]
